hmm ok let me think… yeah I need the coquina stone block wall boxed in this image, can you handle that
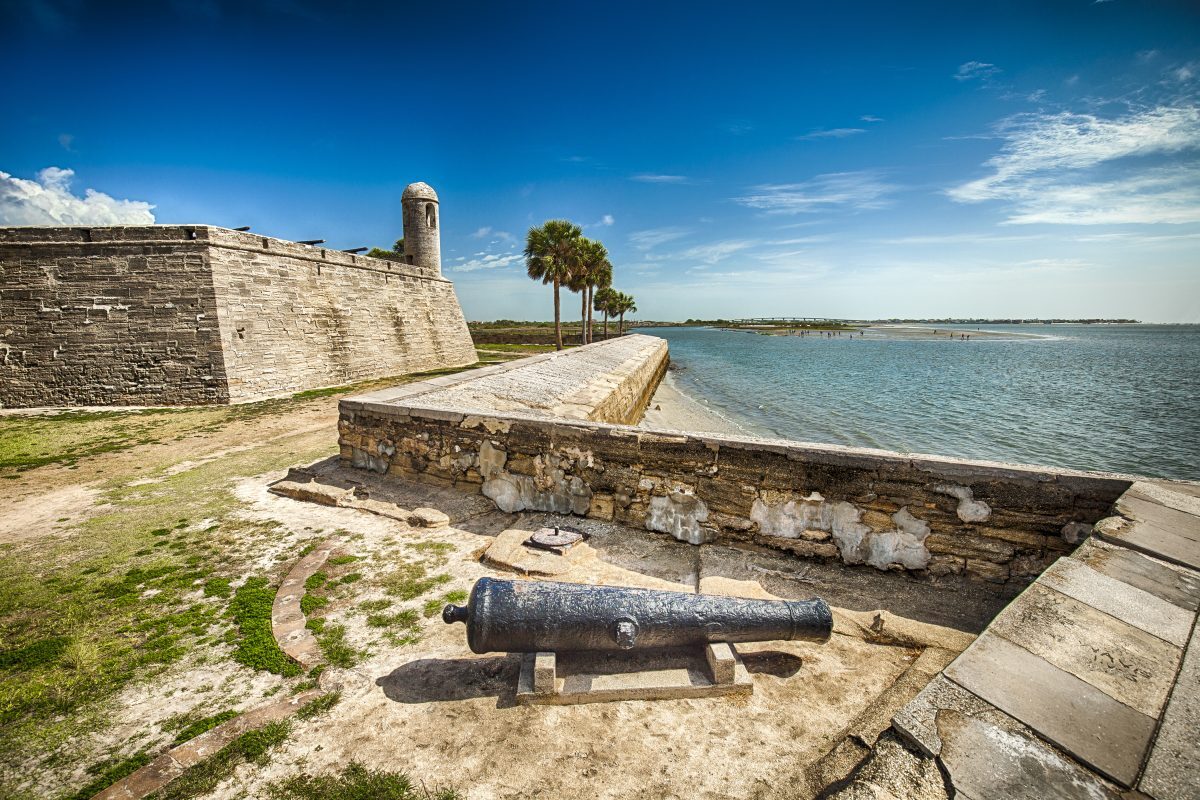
[0,226,477,407]
[339,340,1133,588]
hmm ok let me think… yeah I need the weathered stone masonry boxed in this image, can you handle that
[0,225,477,407]
[339,338,1132,588]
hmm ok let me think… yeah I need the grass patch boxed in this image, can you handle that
[202,578,231,599]
[422,590,467,618]
[380,562,451,601]
[171,709,239,746]
[66,751,153,800]
[358,599,392,612]
[299,593,328,616]
[0,636,70,670]
[315,625,360,668]
[327,555,359,566]
[229,578,301,677]
[303,571,328,591]
[149,721,290,800]
[265,761,462,800]
[365,610,419,630]
[296,691,340,720]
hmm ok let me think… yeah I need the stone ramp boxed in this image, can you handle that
[889,480,1200,799]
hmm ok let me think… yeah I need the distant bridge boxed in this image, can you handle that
[729,317,856,324]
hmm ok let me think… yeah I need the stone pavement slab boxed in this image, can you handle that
[1129,481,1200,517]
[987,583,1181,717]
[944,632,1157,787]
[1074,538,1200,612]
[893,675,1123,800]
[1103,493,1200,571]
[1038,557,1193,647]
[1140,621,1200,800]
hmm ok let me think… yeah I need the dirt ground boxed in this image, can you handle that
[0,376,1006,800]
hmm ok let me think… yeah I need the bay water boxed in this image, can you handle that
[633,325,1199,480]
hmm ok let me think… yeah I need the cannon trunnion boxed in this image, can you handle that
[443,577,833,654]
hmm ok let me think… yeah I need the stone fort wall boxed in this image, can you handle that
[0,226,477,407]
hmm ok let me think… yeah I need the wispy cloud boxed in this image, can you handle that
[796,127,866,140]
[860,115,884,123]
[57,133,75,152]
[954,61,1001,82]
[0,167,155,225]
[471,226,492,238]
[629,226,690,249]
[948,105,1200,224]
[735,172,898,214]
[631,174,690,184]
[678,240,753,265]
[451,251,525,273]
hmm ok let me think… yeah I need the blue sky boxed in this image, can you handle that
[2,1,1198,322]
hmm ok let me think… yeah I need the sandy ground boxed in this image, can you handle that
[0,364,1004,799]
[210,463,994,800]
[639,372,750,436]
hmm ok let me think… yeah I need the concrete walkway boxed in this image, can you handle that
[891,480,1200,799]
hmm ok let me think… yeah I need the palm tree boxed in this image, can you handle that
[615,291,638,335]
[594,287,618,340]
[525,220,583,350]
[572,238,611,345]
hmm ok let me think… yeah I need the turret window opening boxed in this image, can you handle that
[426,203,437,229]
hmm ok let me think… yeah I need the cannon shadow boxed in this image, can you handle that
[376,655,522,708]
[738,650,804,678]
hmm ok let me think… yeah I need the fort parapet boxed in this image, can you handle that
[0,222,477,407]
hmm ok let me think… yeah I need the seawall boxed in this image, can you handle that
[338,335,1131,587]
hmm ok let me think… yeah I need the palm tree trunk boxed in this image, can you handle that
[586,287,594,344]
[618,311,625,336]
[553,277,562,351]
[580,290,587,346]
[603,312,609,340]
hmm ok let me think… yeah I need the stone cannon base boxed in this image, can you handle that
[515,643,753,705]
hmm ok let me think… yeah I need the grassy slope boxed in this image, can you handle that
[0,369,479,798]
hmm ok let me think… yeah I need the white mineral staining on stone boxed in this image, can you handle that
[935,483,992,523]
[1060,521,1093,544]
[751,493,932,571]
[646,489,712,545]
[478,440,507,478]
[479,445,591,515]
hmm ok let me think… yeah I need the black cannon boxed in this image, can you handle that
[443,577,833,654]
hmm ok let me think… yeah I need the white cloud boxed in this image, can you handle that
[0,167,155,225]
[860,115,884,123]
[58,133,75,152]
[631,174,690,184]
[451,251,525,272]
[678,240,753,265]
[599,214,614,226]
[629,227,690,249]
[954,61,1001,82]
[735,172,897,214]
[471,226,492,237]
[796,127,866,140]
[948,105,1200,224]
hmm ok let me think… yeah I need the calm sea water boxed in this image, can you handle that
[633,325,1200,480]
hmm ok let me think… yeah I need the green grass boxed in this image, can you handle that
[229,578,302,677]
[327,555,359,566]
[171,709,239,746]
[65,751,153,800]
[296,691,340,720]
[304,571,328,591]
[314,625,360,668]
[365,609,419,630]
[299,593,328,616]
[148,721,291,800]
[265,762,462,800]
[381,562,451,601]
[421,590,467,618]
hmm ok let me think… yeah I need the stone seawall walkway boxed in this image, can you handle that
[883,479,1200,799]
[344,334,668,424]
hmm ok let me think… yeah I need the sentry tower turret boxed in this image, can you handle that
[402,182,441,275]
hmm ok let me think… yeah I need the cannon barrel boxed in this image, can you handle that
[443,577,832,654]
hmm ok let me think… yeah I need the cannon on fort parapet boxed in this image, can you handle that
[442,576,833,654]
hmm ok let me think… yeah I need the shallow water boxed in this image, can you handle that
[633,325,1200,480]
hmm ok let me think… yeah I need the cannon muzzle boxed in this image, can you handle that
[443,577,832,654]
